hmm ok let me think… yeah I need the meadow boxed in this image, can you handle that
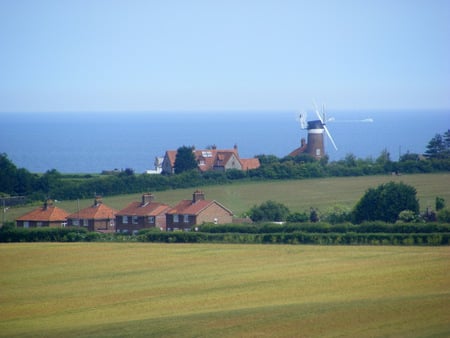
[5,173,450,222]
[0,243,449,337]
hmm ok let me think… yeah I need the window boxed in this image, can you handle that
[183,214,189,223]
[83,219,88,227]
[132,216,138,224]
[37,222,43,227]
[73,219,80,226]
[122,216,128,224]
[148,216,155,224]
[173,214,179,223]
[23,221,29,228]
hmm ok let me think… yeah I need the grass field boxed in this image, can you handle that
[1,243,449,337]
[5,173,450,222]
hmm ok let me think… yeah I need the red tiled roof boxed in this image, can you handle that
[116,201,170,217]
[240,158,260,170]
[16,205,69,222]
[167,199,233,216]
[67,203,117,220]
[165,147,259,172]
[288,145,307,157]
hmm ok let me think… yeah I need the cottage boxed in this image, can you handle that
[66,197,117,232]
[16,200,69,228]
[115,193,170,233]
[161,145,260,174]
[166,190,233,231]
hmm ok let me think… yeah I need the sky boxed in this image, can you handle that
[0,0,449,113]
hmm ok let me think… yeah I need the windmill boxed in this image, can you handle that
[295,103,338,159]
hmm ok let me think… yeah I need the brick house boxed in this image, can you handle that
[161,145,260,174]
[115,193,170,233]
[166,190,233,231]
[66,197,117,232]
[16,200,69,228]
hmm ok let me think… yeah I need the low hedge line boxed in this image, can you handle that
[198,222,450,234]
[138,231,449,245]
[1,226,449,245]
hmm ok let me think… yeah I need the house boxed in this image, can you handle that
[16,200,69,228]
[66,197,117,232]
[166,190,233,231]
[161,145,260,174]
[115,193,170,233]
[288,138,308,157]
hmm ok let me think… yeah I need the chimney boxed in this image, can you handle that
[142,193,155,205]
[43,199,53,210]
[94,196,103,206]
[192,190,205,203]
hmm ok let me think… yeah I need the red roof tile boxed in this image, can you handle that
[116,201,170,217]
[167,199,233,216]
[240,158,261,170]
[165,147,260,172]
[67,203,117,220]
[16,205,69,222]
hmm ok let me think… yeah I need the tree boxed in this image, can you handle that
[425,131,450,159]
[248,200,290,222]
[436,196,445,211]
[352,182,419,223]
[174,146,198,174]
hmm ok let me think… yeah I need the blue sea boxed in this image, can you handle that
[0,110,449,173]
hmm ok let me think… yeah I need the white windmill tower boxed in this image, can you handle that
[297,103,338,159]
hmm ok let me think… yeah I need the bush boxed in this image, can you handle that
[352,182,420,223]
[437,208,450,223]
[248,200,290,222]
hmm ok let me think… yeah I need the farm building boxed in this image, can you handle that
[66,197,117,232]
[16,200,69,228]
[115,193,170,233]
[166,190,233,231]
[161,145,260,174]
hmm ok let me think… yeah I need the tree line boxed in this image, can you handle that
[1,130,449,202]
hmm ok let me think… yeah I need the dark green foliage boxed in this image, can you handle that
[425,130,450,159]
[286,212,309,223]
[436,196,445,211]
[248,200,290,222]
[2,222,449,245]
[0,153,38,196]
[309,208,319,222]
[437,209,450,223]
[174,146,198,174]
[353,182,420,223]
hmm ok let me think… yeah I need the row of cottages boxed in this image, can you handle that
[161,144,260,174]
[16,191,233,233]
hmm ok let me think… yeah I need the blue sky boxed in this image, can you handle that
[0,0,449,112]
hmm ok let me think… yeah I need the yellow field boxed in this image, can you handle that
[0,243,449,337]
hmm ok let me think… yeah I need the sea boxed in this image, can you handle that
[0,110,449,173]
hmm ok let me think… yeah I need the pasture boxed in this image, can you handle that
[5,173,450,222]
[0,243,449,337]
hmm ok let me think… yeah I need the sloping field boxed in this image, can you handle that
[1,243,449,337]
[6,173,450,221]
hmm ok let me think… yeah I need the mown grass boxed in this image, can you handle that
[5,173,450,221]
[0,243,449,337]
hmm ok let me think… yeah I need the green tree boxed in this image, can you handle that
[353,182,420,223]
[249,200,290,222]
[425,131,450,159]
[174,146,198,174]
[436,196,445,211]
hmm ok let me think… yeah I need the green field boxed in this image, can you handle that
[1,243,449,337]
[5,173,450,222]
